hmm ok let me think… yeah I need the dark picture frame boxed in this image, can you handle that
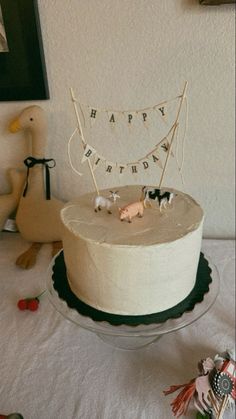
[200,0,235,4]
[0,0,49,101]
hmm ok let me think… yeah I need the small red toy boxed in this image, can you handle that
[27,298,39,311]
[17,299,28,311]
[17,290,46,312]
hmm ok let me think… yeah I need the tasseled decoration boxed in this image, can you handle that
[164,380,196,417]
[164,351,235,418]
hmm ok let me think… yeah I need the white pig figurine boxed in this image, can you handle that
[119,201,144,223]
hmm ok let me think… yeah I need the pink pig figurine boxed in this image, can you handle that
[119,201,144,223]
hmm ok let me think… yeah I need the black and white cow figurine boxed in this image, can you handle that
[142,186,175,211]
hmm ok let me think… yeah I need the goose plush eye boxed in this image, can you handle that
[30,117,34,121]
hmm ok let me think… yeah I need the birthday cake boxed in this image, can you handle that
[60,185,204,316]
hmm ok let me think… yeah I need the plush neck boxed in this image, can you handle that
[30,126,47,159]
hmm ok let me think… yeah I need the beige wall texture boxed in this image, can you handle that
[0,0,235,238]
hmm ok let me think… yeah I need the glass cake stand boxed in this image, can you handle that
[46,255,220,350]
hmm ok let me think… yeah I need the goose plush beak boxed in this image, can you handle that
[9,118,21,133]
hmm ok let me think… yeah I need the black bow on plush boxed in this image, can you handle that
[23,156,56,200]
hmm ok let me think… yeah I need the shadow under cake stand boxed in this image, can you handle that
[46,252,220,350]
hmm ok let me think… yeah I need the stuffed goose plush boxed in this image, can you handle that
[9,106,64,269]
[0,168,25,231]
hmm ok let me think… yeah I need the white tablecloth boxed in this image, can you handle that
[0,233,235,419]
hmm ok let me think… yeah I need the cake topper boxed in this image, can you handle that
[164,350,235,419]
[94,190,120,214]
[17,290,46,312]
[67,82,188,197]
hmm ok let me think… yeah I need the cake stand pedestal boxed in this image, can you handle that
[46,256,220,350]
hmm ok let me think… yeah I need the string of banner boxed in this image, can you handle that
[68,82,188,196]
[69,124,174,174]
[84,97,177,127]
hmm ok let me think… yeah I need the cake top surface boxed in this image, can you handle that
[61,185,204,246]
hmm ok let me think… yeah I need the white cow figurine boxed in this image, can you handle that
[142,186,174,212]
[94,191,120,214]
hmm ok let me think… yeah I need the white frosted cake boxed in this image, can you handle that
[60,185,204,316]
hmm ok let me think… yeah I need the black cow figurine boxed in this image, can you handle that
[142,186,175,211]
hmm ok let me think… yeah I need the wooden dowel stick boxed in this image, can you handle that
[158,81,188,189]
[216,395,229,419]
[209,389,219,414]
[70,87,100,196]
[158,122,178,188]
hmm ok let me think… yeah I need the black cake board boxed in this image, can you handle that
[52,251,212,326]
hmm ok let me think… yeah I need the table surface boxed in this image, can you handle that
[0,233,235,419]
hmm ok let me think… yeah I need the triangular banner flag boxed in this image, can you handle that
[128,162,140,175]
[92,154,103,171]
[81,144,97,163]
[158,106,165,117]
[160,140,174,157]
[147,150,163,169]
[117,163,127,175]
[127,113,134,125]
[139,159,150,171]
[107,111,116,124]
[89,107,98,126]
[139,111,149,128]
[105,161,116,174]
[154,103,168,126]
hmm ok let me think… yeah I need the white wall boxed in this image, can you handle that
[0,0,235,238]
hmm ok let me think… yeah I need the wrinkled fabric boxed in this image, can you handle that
[0,233,235,419]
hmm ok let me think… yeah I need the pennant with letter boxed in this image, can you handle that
[105,161,116,174]
[92,154,103,171]
[89,107,97,126]
[139,159,150,171]
[127,113,134,125]
[147,149,163,169]
[117,163,127,175]
[158,106,165,117]
[81,144,97,163]
[160,139,174,157]
[152,152,163,169]
[108,111,116,124]
[128,162,140,175]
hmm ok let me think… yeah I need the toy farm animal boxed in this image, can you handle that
[9,105,64,269]
[94,191,120,214]
[119,201,144,223]
[142,186,174,211]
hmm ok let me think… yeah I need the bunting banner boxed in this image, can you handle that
[68,84,188,186]
[84,95,181,128]
[79,134,173,176]
[88,105,167,127]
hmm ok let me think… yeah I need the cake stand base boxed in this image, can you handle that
[96,333,162,350]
